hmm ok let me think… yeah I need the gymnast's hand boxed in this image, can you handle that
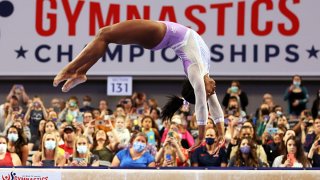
[53,66,87,92]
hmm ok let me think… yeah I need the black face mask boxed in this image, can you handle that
[229,106,237,110]
[261,108,270,115]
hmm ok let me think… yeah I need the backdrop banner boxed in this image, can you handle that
[0,0,319,76]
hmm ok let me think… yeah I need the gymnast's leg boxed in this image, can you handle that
[208,94,225,136]
[53,19,166,92]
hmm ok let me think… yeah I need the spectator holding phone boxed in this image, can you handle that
[191,127,227,167]
[307,136,320,167]
[228,137,263,167]
[69,135,99,167]
[6,84,29,111]
[272,136,310,168]
[58,96,81,124]
[156,131,189,167]
[32,132,65,167]
[304,118,320,153]
[24,96,48,151]
[0,135,21,166]
[98,99,113,118]
[311,89,320,119]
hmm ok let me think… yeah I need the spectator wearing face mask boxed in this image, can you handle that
[191,127,227,167]
[284,75,309,119]
[69,135,99,167]
[111,132,155,168]
[222,81,248,112]
[114,115,131,149]
[6,126,28,166]
[228,137,263,167]
[224,96,246,120]
[80,95,95,113]
[32,132,65,167]
[0,135,21,166]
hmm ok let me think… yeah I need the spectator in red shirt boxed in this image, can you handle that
[59,125,76,157]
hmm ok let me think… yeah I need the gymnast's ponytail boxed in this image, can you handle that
[161,96,183,121]
[161,80,196,120]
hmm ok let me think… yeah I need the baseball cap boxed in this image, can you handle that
[64,125,75,133]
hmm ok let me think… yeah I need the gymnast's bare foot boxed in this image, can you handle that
[53,66,87,92]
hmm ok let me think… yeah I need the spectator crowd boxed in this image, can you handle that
[0,75,320,169]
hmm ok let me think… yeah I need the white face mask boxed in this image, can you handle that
[45,140,56,150]
[77,145,87,154]
[0,144,7,153]
[7,133,18,142]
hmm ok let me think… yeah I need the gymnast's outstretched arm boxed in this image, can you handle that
[53,20,166,92]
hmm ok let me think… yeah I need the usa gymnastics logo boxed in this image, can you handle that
[1,171,49,180]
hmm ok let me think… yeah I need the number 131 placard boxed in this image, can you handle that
[107,76,132,96]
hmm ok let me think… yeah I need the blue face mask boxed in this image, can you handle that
[77,145,87,154]
[230,86,239,93]
[240,145,251,154]
[7,133,18,142]
[133,142,146,153]
[293,81,300,87]
[45,140,56,150]
[205,138,215,145]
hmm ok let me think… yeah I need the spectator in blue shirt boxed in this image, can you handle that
[111,132,155,168]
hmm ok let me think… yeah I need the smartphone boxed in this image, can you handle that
[76,114,84,123]
[42,160,55,167]
[267,128,278,135]
[95,120,105,126]
[287,153,296,166]
[168,131,174,138]
[165,154,172,161]
[73,157,85,163]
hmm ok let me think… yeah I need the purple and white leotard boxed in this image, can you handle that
[151,21,210,77]
[152,21,223,126]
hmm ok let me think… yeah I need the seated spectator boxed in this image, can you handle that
[111,132,155,168]
[161,116,194,149]
[307,135,320,167]
[80,95,95,113]
[228,126,268,166]
[228,137,263,167]
[99,99,113,117]
[224,96,246,119]
[0,135,21,166]
[92,127,120,165]
[191,127,227,167]
[156,131,188,167]
[32,132,65,167]
[141,116,160,147]
[304,117,320,153]
[273,136,310,168]
[59,125,76,157]
[114,115,131,148]
[262,130,285,166]
[6,126,28,166]
[69,135,99,167]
